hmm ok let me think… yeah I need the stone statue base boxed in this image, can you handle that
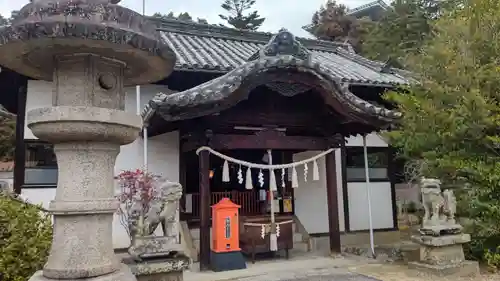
[124,254,190,281]
[408,234,479,277]
[129,236,183,261]
[419,223,463,236]
[29,264,136,281]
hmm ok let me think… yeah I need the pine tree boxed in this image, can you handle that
[361,0,457,64]
[219,0,265,31]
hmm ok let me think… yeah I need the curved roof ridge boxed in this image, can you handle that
[142,54,401,123]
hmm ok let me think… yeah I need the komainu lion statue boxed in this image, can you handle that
[128,179,184,261]
[420,177,461,236]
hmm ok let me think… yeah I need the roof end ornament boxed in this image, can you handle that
[247,28,311,61]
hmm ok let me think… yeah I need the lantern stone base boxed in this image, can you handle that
[29,264,136,281]
[408,234,479,277]
[125,255,190,281]
[210,250,247,272]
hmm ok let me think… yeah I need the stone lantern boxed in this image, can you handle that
[0,1,176,281]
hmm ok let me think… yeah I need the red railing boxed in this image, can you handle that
[189,191,261,217]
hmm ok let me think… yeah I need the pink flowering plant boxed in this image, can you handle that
[116,169,160,240]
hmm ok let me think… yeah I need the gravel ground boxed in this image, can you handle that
[348,263,500,281]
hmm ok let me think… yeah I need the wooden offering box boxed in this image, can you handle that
[240,216,294,263]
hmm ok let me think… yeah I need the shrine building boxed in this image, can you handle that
[0,17,412,269]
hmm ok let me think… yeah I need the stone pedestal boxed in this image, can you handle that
[124,255,190,281]
[409,234,479,277]
[0,1,176,281]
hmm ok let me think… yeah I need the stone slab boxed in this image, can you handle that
[135,271,183,281]
[408,260,479,277]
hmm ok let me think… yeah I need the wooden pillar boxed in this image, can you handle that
[179,142,186,218]
[340,141,350,232]
[325,150,341,253]
[198,149,211,271]
[13,77,28,195]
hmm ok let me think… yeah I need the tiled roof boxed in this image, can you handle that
[155,19,411,86]
[347,0,390,15]
[143,29,403,125]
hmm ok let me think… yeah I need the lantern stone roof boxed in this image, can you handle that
[143,25,409,125]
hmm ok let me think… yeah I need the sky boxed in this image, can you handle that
[0,0,375,38]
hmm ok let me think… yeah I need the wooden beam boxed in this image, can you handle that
[206,110,324,130]
[325,150,341,253]
[198,149,211,271]
[13,77,27,194]
[209,130,331,150]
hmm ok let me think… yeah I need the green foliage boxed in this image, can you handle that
[0,193,52,281]
[361,0,436,64]
[385,0,500,265]
[0,117,15,161]
[219,0,265,31]
[484,248,500,272]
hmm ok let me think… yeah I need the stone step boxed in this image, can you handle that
[293,241,309,252]
[293,232,303,243]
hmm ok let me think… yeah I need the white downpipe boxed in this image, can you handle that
[136,85,141,115]
[143,126,148,172]
[363,135,375,257]
[268,149,278,252]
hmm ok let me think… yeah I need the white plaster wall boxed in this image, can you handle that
[345,133,388,147]
[293,149,345,234]
[347,182,394,231]
[344,132,395,231]
[22,83,180,249]
[25,80,53,139]
[24,82,173,140]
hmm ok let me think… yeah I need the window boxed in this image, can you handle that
[345,147,389,182]
[24,142,58,187]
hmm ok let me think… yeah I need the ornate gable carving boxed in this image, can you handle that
[248,29,311,61]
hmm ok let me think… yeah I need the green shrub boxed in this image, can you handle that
[0,193,52,281]
[484,247,500,272]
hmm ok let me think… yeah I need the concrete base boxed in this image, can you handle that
[408,260,480,277]
[210,250,247,272]
[28,264,136,281]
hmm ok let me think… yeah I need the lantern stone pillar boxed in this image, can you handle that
[0,1,176,281]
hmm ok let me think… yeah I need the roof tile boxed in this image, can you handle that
[159,29,410,85]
